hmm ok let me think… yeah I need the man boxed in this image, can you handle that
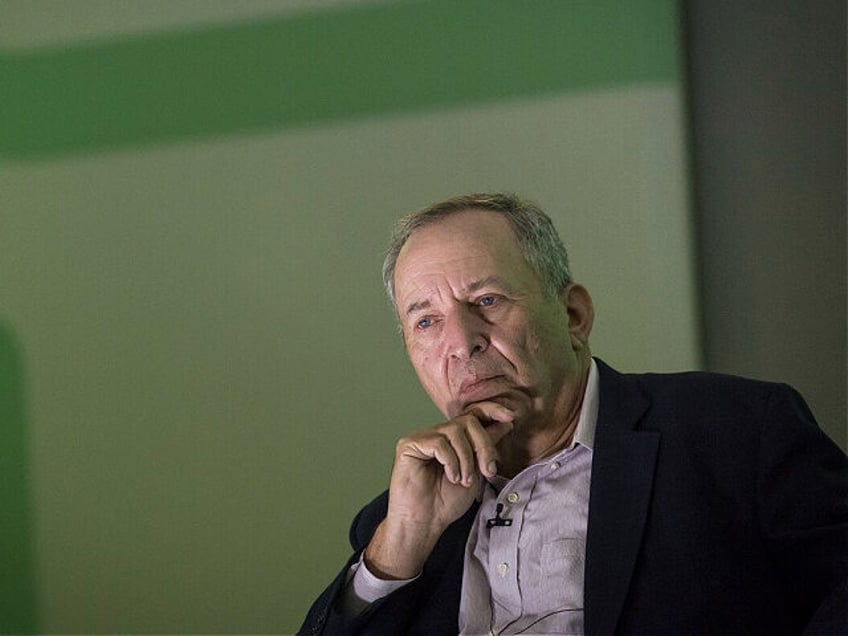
[299,193,847,635]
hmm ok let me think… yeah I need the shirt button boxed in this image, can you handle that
[506,492,520,504]
[497,562,509,577]
[549,461,560,471]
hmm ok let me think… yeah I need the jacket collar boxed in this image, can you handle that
[584,358,660,636]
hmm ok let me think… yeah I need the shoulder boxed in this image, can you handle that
[599,358,811,425]
[594,359,830,466]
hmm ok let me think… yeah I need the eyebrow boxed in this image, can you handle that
[466,276,508,294]
[403,276,512,316]
[404,299,431,316]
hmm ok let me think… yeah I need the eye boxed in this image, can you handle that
[478,296,497,307]
[416,317,433,330]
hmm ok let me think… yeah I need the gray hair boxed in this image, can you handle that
[382,193,572,307]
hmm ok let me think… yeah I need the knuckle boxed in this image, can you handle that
[453,413,478,428]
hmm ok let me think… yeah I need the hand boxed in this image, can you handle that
[363,401,515,580]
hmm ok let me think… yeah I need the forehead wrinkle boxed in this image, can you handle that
[400,275,447,317]
[396,236,520,317]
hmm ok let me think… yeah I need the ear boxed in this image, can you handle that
[561,283,594,349]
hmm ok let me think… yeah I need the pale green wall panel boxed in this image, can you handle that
[0,0,376,49]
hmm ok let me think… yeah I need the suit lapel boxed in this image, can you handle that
[584,360,660,636]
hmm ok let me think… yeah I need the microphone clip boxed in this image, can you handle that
[486,503,513,528]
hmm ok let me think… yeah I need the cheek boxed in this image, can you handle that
[410,348,446,393]
[515,335,548,381]
[516,321,570,377]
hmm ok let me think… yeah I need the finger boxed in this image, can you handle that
[464,402,515,445]
[464,401,515,425]
[400,434,462,485]
[440,420,479,487]
[464,417,513,477]
[480,418,514,446]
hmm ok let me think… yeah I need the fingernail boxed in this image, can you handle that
[487,460,497,475]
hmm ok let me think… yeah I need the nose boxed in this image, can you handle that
[443,307,488,360]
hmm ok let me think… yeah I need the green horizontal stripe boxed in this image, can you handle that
[0,0,679,159]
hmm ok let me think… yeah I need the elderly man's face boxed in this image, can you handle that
[393,210,591,431]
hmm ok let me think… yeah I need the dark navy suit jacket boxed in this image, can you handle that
[299,359,848,635]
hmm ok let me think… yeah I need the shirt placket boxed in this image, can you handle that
[487,468,537,632]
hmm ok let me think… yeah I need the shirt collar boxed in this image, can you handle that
[571,357,599,450]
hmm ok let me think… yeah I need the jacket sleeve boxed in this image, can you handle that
[756,384,848,634]
[297,492,388,636]
[297,492,439,635]
[298,490,472,635]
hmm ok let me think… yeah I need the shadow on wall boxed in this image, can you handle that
[0,318,37,633]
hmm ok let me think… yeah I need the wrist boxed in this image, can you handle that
[364,517,442,580]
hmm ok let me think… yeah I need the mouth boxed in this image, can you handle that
[448,375,527,422]
[459,375,505,398]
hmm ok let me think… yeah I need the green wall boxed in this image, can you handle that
[0,2,695,632]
